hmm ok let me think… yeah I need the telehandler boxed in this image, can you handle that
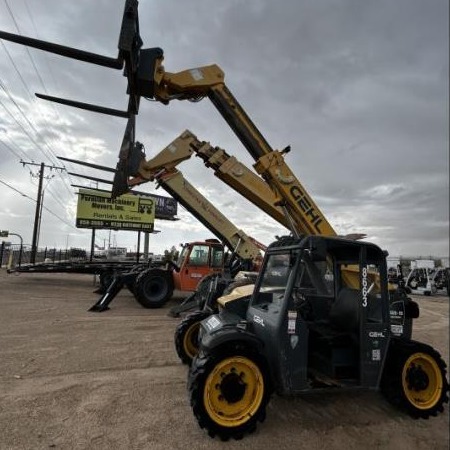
[84,152,266,311]
[1,0,447,439]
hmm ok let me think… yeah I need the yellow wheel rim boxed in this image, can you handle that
[203,356,264,428]
[402,352,443,410]
[183,322,201,360]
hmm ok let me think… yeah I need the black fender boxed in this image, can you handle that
[201,326,264,356]
[405,298,420,319]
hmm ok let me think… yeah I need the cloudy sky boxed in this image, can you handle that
[0,0,448,259]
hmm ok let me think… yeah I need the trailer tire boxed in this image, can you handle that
[134,268,174,308]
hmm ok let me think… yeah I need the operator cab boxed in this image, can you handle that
[247,235,390,392]
[173,240,225,291]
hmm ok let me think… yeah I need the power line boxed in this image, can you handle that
[0,78,56,162]
[23,0,60,94]
[0,177,32,199]
[0,39,34,100]
[45,183,74,211]
[0,176,76,229]
[20,160,65,263]
[0,136,27,160]
[0,95,54,162]
[3,0,48,95]
[0,1,77,198]
[0,81,75,199]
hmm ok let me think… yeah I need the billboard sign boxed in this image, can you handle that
[76,189,156,231]
[151,193,178,219]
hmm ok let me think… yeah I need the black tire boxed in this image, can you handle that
[126,266,146,295]
[174,311,211,365]
[188,347,272,440]
[381,339,449,418]
[134,268,174,308]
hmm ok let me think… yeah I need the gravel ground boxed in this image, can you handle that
[0,270,448,450]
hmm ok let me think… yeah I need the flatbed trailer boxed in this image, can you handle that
[6,259,170,312]
[6,260,154,293]
[6,260,145,276]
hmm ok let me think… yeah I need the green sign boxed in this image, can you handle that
[0,230,9,237]
[76,189,155,232]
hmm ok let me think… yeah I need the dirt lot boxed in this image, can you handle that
[0,270,448,450]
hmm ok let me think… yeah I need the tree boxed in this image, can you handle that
[164,245,179,262]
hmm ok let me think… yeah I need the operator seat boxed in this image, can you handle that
[328,287,361,334]
[307,287,360,379]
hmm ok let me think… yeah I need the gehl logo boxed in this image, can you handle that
[290,186,323,233]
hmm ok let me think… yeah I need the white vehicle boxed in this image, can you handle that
[405,260,437,296]
[431,267,450,295]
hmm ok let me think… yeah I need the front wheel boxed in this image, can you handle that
[134,268,174,308]
[381,340,449,418]
[174,311,211,365]
[189,349,271,440]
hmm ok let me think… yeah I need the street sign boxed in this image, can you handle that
[0,230,9,237]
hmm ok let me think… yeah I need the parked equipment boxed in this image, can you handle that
[431,267,450,296]
[188,236,448,439]
[89,165,266,311]
[1,1,447,438]
[89,239,228,311]
[405,260,436,296]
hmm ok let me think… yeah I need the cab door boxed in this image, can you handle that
[358,247,390,388]
[177,244,224,291]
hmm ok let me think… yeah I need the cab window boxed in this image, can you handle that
[296,259,334,297]
[211,247,224,268]
[252,252,295,308]
[188,245,209,266]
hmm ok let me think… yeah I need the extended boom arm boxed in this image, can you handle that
[156,170,263,262]
[131,130,292,231]
[0,0,337,238]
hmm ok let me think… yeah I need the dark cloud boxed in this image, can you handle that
[0,0,447,258]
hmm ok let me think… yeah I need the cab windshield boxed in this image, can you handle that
[252,251,298,307]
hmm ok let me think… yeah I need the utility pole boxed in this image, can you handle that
[21,161,65,263]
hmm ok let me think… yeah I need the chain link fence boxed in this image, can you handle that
[0,243,87,269]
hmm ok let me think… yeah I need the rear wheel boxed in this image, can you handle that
[174,311,210,365]
[189,349,271,440]
[134,268,174,308]
[381,340,449,418]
